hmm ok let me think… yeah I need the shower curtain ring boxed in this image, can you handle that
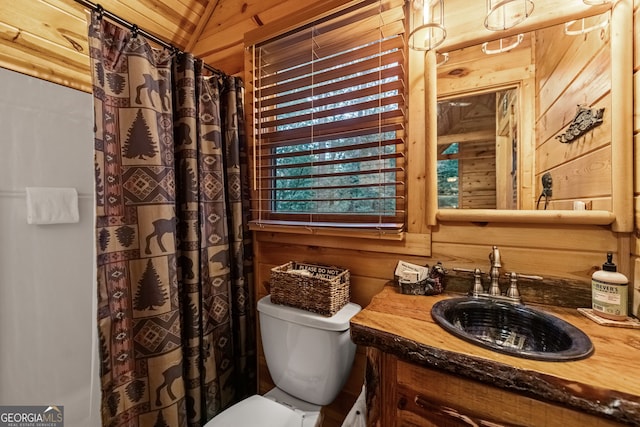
[171,46,183,58]
[131,24,139,39]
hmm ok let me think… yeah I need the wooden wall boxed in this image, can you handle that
[633,0,640,319]
[1,0,635,426]
[249,2,636,426]
[459,140,497,209]
[0,0,334,92]
[534,17,612,211]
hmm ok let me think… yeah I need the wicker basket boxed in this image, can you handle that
[270,261,350,316]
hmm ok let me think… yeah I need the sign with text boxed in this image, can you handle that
[0,406,63,427]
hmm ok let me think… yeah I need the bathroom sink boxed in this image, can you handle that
[431,297,593,361]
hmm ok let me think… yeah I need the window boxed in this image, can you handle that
[247,0,407,231]
[437,143,459,208]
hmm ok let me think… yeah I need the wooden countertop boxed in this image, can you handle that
[349,286,640,425]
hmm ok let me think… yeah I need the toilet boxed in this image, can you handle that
[205,294,362,426]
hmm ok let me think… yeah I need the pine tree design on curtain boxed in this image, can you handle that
[123,110,157,160]
[89,11,255,427]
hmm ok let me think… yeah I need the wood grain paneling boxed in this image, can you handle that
[395,360,625,427]
[437,38,533,96]
[632,0,639,315]
[0,0,326,91]
[534,14,612,212]
[2,0,639,425]
[0,0,90,91]
[460,140,496,209]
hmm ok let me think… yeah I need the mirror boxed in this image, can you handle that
[436,16,610,211]
[426,0,632,230]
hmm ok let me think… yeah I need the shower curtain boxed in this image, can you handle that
[88,11,255,427]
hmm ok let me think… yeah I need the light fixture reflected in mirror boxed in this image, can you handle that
[484,0,534,31]
[564,13,610,36]
[482,34,524,54]
[408,0,446,51]
[436,52,449,66]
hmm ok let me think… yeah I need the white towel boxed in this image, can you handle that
[341,385,367,427]
[26,187,80,224]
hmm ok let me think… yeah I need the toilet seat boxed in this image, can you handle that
[204,393,319,427]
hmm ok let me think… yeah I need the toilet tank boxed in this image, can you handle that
[257,295,362,406]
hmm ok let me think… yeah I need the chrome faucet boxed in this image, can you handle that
[488,246,502,296]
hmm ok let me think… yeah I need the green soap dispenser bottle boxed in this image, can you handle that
[591,252,628,321]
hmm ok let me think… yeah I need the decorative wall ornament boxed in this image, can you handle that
[555,105,605,143]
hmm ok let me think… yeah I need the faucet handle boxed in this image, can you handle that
[504,272,521,300]
[503,272,543,302]
[503,272,543,281]
[454,267,485,296]
[453,267,484,274]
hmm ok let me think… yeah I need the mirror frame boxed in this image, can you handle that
[422,0,632,231]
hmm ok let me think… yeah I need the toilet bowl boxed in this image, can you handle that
[205,388,322,427]
[205,295,361,426]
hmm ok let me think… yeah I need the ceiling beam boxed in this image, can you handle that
[437,129,495,145]
[186,0,221,52]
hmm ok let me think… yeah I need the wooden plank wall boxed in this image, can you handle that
[633,0,640,318]
[496,90,518,210]
[535,18,613,211]
[460,140,496,209]
[1,0,635,426]
[250,3,635,426]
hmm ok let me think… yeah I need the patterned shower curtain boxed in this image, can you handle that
[88,11,255,427]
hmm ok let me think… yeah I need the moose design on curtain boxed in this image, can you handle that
[88,11,255,427]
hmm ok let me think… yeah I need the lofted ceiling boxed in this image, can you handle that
[1,0,611,93]
[0,0,325,93]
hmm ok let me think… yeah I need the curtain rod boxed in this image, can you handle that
[73,0,224,76]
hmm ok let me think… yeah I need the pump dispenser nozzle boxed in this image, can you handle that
[602,252,617,272]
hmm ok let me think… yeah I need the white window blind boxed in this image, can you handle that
[249,0,407,231]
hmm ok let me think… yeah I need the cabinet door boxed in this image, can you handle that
[396,360,623,427]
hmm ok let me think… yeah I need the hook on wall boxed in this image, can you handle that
[536,172,552,210]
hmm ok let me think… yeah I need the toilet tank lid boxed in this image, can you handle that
[258,295,361,331]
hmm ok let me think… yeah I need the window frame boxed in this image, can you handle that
[244,0,431,239]
[245,0,408,231]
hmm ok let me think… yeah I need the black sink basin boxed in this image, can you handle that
[431,297,593,361]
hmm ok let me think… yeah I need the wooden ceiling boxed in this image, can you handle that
[0,0,325,93]
[1,0,611,93]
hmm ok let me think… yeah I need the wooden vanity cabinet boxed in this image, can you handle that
[365,347,624,427]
